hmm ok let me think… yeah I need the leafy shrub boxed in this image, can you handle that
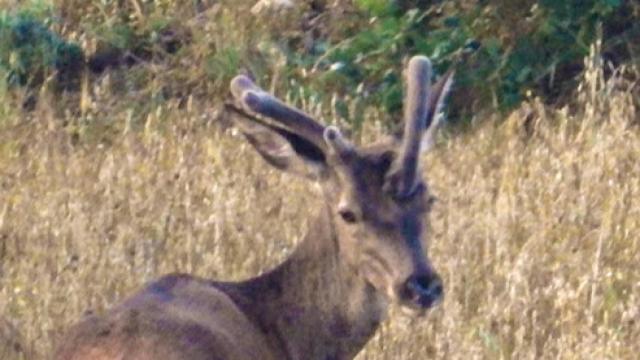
[0,8,83,88]
[280,0,639,123]
[1,0,637,128]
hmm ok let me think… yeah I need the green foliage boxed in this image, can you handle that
[0,6,83,87]
[354,0,397,16]
[205,47,242,87]
[281,0,637,123]
[0,0,637,128]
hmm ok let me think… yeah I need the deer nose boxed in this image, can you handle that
[401,273,443,309]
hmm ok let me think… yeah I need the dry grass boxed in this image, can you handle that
[0,30,639,360]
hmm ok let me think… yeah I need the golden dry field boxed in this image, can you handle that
[0,56,638,359]
[0,0,639,357]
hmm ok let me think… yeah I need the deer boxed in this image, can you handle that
[54,55,454,360]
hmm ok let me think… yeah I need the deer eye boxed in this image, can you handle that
[338,209,358,224]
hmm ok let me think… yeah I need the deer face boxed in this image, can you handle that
[323,145,441,314]
[227,56,453,315]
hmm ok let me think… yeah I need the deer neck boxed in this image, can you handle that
[227,202,388,360]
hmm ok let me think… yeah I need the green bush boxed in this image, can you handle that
[1,1,637,127]
[280,0,639,123]
[0,8,83,87]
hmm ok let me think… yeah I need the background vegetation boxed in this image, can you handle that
[0,0,638,359]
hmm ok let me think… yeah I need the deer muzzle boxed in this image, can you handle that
[399,272,443,310]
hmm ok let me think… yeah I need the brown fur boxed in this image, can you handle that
[54,143,431,360]
[55,58,452,360]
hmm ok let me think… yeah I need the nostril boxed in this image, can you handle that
[407,275,430,293]
[429,280,443,299]
[403,274,444,305]
[415,275,431,290]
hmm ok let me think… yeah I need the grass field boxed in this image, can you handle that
[1,60,638,359]
[1,1,639,359]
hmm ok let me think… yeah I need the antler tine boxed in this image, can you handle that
[389,56,432,198]
[230,75,328,151]
[421,68,455,151]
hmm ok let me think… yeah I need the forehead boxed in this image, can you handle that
[336,137,429,195]
[345,143,395,188]
[341,143,426,199]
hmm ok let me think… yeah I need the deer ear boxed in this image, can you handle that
[228,106,328,179]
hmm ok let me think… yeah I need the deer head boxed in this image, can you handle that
[226,56,453,315]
